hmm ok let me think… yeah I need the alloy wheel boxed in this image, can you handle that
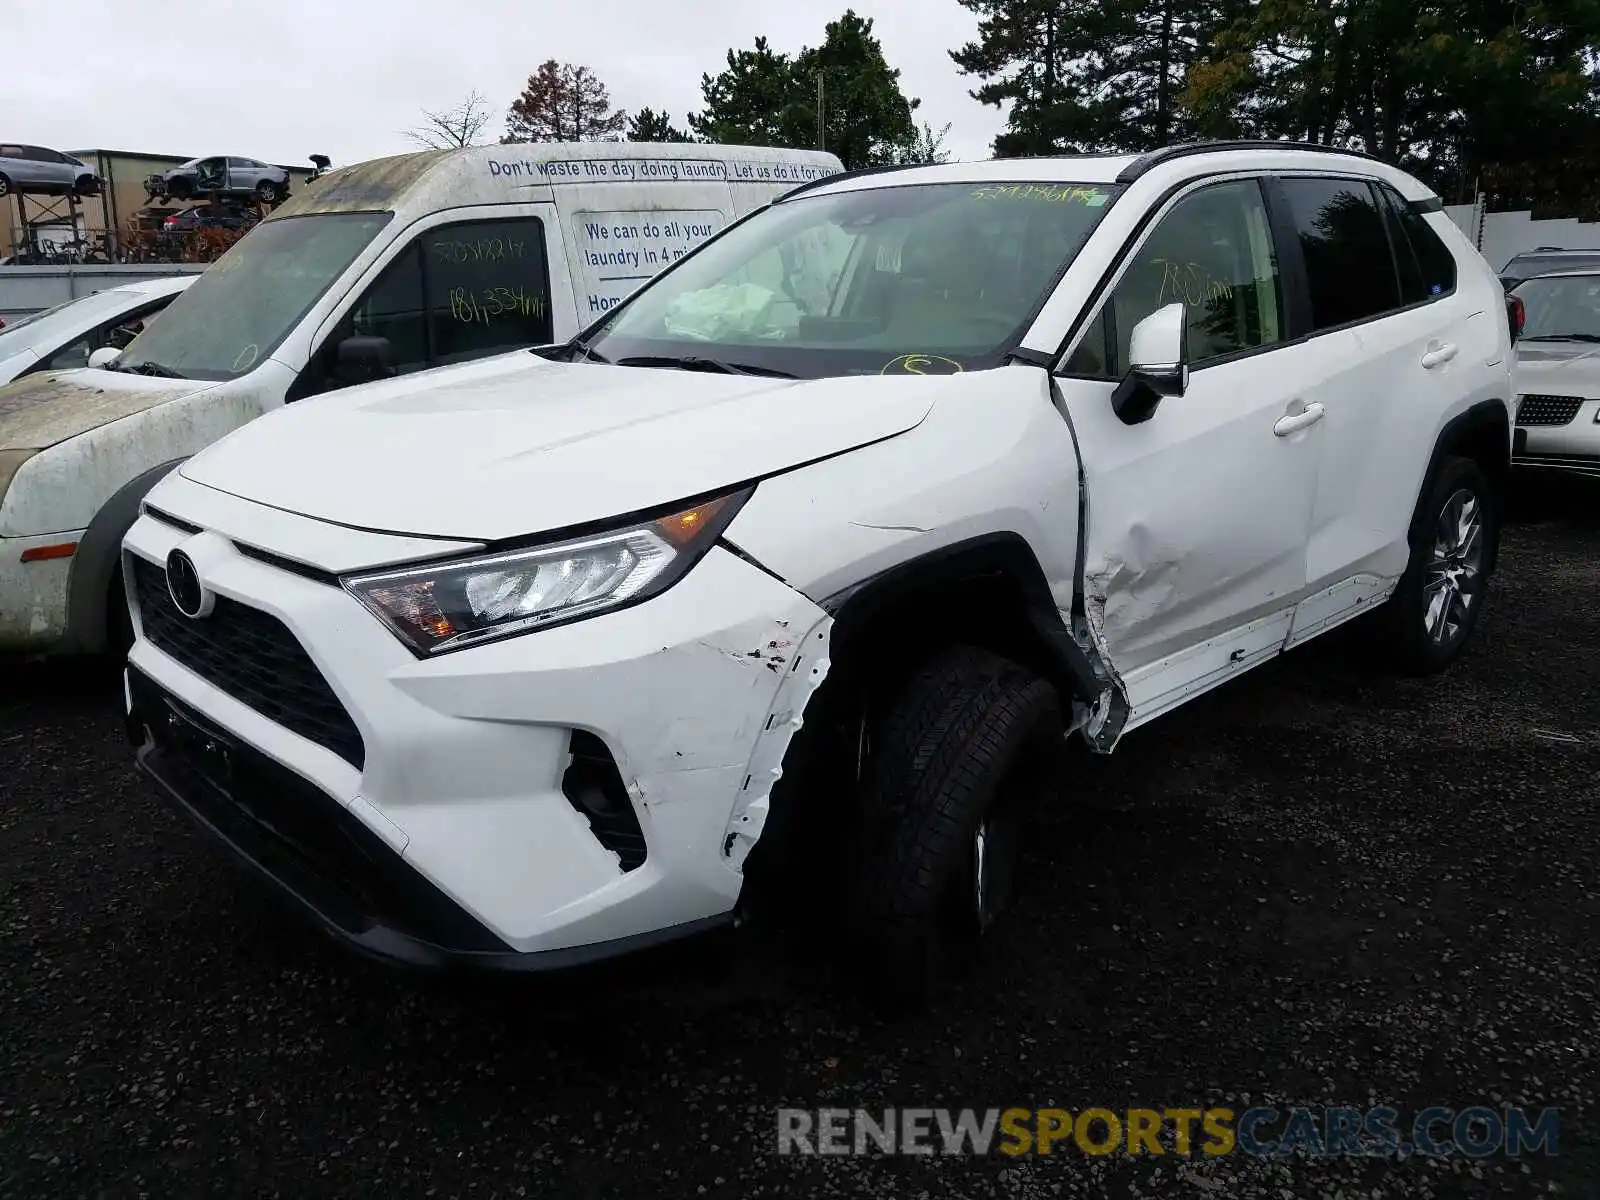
[1422,487,1485,645]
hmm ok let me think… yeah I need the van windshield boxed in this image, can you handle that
[119,212,392,381]
[584,180,1120,378]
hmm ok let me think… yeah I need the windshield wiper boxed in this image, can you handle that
[1522,333,1600,343]
[615,355,796,379]
[119,359,185,378]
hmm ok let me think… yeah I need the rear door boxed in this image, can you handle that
[1271,174,1478,643]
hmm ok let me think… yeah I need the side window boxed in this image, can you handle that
[1064,178,1284,377]
[421,218,553,364]
[1376,187,1426,304]
[1388,190,1458,300]
[349,243,429,372]
[295,218,552,399]
[1277,177,1400,329]
[42,336,93,371]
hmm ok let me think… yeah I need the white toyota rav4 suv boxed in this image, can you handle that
[121,143,1512,1001]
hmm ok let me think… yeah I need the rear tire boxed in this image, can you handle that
[1379,455,1497,674]
[853,645,1061,1009]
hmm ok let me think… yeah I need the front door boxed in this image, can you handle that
[1056,175,1336,728]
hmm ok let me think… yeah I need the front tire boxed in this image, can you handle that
[0,174,11,199]
[854,645,1061,1008]
[1381,455,1497,674]
[256,180,281,205]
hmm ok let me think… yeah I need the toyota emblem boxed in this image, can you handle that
[165,548,210,619]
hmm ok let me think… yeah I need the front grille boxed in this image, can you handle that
[130,555,365,769]
[1516,394,1585,426]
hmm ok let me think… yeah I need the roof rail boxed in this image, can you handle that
[775,162,921,202]
[1115,140,1382,183]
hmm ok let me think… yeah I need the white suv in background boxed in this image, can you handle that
[121,142,1513,1004]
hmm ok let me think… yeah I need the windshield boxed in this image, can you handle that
[1514,274,1600,341]
[120,212,392,380]
[584,180,1120,378]
[0,291,141,359]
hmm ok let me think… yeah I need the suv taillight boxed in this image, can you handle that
[1507,294,1526,341]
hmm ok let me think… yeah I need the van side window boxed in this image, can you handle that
[349,243,428,372]
[1063,178,1283,378]
[1276,178,1400,329]
[294,217,554,399]
[421,220,553,364]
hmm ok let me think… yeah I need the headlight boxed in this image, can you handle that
[342,488,751,656]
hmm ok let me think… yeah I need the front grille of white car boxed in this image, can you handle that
[1516,394,1585,426]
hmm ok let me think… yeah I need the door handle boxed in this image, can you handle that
[1273,401,1326,437]
[1421,341,1458,369]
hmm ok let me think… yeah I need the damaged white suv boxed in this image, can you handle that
[122,143,1512,1000]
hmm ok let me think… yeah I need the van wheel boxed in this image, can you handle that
[256,180,281,205]
[853,645,1061,1009]
[1380,455,1497,674]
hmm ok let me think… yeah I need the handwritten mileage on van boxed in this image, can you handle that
[448,286,548,327]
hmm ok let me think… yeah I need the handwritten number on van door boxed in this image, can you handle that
[448,286,548,326]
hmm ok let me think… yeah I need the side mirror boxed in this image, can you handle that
[334,335,396,386]
[1112,302,1188,425]
[88,346,122,370]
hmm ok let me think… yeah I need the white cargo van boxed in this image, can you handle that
[0,142,842,656]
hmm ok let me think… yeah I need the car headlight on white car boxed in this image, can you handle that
[342,488,751,656]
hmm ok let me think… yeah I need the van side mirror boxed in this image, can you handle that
[1112,302,1188,425]
[334,335,396,386]
[88,346,122,370]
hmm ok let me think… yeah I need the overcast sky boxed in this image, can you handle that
[8,0,1009,169]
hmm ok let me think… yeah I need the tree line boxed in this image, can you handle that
[405,0,1600,214]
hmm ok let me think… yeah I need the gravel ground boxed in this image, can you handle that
[3,491,1598,1198]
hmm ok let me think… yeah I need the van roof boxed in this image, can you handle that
[264,142,845,222]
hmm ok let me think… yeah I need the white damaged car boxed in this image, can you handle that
[121,143,1513,1001]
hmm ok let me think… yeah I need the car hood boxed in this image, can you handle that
[0,368,215,453]
[180,354,937,542]
[1514,344,1600,394]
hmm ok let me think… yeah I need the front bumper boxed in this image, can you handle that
[122,493,832,967]
[127,666,734,972]
[1514,397,1600,478]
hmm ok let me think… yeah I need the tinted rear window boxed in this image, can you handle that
[1278,177,1399,330]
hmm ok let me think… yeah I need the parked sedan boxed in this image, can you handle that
[0,276,195,385]
[0,144,101,199]
[162,203,258,233]
[144,156,290,205]
[1511,268,1600,479]
[1500,248,1600,290]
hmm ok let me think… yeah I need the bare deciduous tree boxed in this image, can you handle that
[404,90,495,149]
